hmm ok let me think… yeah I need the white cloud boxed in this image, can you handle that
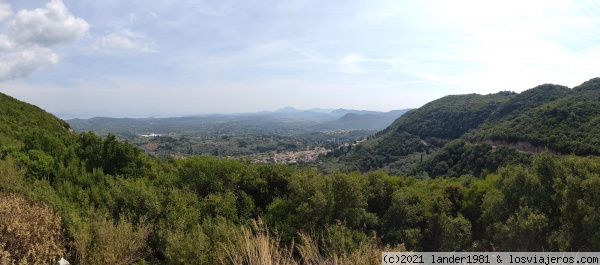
[0,47,58,81]
[92,28,156,53]
[0,2,11,21]
[7,0,88,47]
[0,0,89,82]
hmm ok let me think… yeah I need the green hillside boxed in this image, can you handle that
[0,93,74,152]
[485,84,571,121]
[392,92,514,139]
[328,78,600,177]
[323,92,514,174]
[470,78,600,155]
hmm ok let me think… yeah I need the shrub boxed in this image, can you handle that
[0,194,66,264]
[0,157,24,192]
[70,212,152,265]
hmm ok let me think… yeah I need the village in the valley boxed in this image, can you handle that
[271,147,330,164]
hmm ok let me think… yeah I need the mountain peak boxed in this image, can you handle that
[274,107,301,113]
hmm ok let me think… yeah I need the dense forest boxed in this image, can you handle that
[3,79,600,264]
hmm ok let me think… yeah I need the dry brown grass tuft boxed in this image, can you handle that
[297,231,407,265]
[337,238,407,265]
[220,219,407,265]
[0,193,66,264]
[220,218,297,265]
[297,232,325,264]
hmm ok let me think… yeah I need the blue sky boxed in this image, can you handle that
[0,0,599,118]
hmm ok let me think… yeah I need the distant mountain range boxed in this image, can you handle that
[67,108,412,134]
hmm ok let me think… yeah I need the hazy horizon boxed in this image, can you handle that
[58,106,412,120]
[1,0,599,118]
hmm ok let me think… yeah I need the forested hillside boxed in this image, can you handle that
[469,78,600,155]
[3,78,600,264]
[392,92,514,139]
[321,92,515,175]
[0,93,74,153]
[327,78,600,178]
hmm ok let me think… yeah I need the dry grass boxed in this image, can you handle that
[296,232,324,264]
[221,218,297,265]
[220,219,407,265]
[338,238,407,265]
[0,193,66,264]
[297,231,407,265]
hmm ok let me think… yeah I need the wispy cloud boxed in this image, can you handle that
[287,45,331,64]
[252,44,333,67]
[91,28,157,53]
[336,54,419,75]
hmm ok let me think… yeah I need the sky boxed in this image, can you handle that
[0,0,599,118]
